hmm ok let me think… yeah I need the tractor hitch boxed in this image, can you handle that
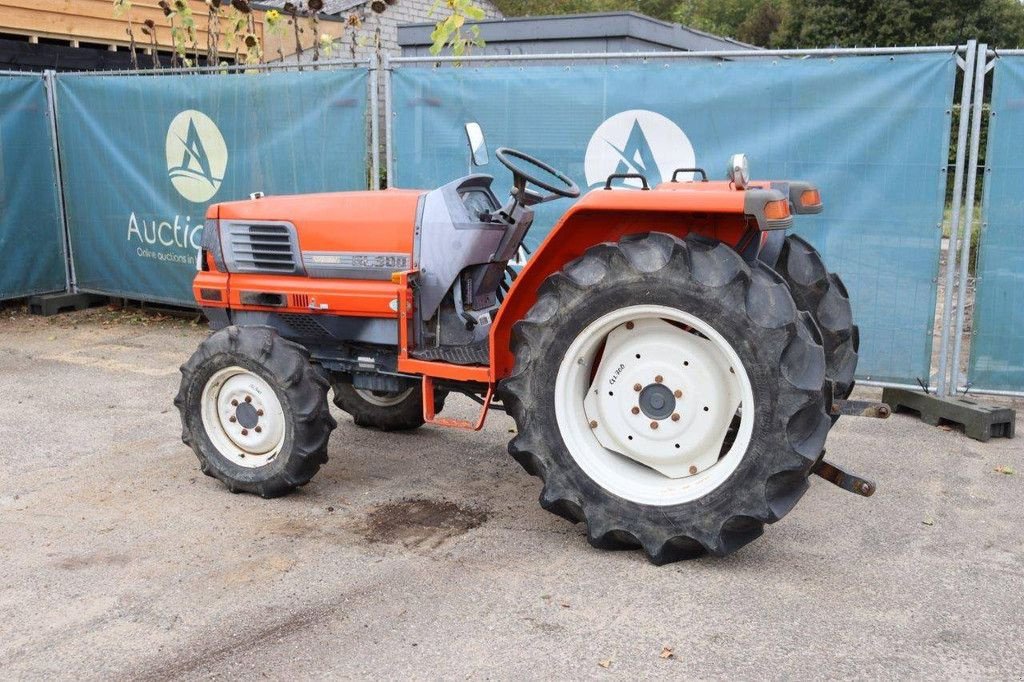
[812,457,876,497]
[831,399,891,419]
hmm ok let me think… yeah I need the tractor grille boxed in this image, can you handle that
[280,313,330,338]
[223,222,302,275]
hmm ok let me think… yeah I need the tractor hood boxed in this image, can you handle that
[210,188,424,257]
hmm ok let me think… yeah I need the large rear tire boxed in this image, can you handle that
[175,326,336,498]
[498,233,832,563]
[774,235,859,403]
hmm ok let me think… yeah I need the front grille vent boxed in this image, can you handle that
[291,293,310,309]
[223,222,302,274]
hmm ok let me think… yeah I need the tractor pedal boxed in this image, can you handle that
[812,457,876,497]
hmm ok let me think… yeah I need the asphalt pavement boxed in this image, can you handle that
[1,306,1021,680]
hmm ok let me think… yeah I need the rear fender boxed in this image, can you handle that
[489,202,750,379]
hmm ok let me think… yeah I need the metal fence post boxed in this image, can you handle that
[383,53,394,188]
[950,44,990,392]
[42,68,76,293]
[935,40,977,397]
[369,55,380,190]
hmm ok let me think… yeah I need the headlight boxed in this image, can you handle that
[727,153,750,189]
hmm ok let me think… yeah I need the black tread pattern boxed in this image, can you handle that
[330,381,446,431]
[174,325,336,498]
[774,235,860,402]
[497,233,832,564]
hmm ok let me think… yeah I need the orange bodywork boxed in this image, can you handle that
[487,184,751,379]
[195,180,757,425]
[195,188,423,317]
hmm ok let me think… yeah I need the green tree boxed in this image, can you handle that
[772,0,1024,48]
[492,0,679,22]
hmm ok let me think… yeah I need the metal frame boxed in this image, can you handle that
[388,45,962,65]
[57,57,372,77]
[935,41,978,397]
[953,48,1024,398]
[369,59,380,190]
[383,53,394,187]
[42,69,76,293]
[950,44,989,394]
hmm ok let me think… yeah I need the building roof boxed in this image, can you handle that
[398,11,756,53]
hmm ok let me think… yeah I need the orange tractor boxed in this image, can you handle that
[176,124,872,563]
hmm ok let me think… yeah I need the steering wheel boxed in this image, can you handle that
[495,147,580,201]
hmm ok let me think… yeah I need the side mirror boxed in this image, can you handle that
[465,122,488,166]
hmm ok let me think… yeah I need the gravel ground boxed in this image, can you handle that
[1,306,1021,680]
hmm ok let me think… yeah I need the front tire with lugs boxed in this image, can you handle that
[175,325,336,498]
[498,233,832,563]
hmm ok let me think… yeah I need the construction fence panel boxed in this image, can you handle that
[0,74,67,301]
[969,55,1024,394]
[390,53,957,386]
[55,66,369,306]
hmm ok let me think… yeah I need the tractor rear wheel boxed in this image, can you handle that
[175,326,336,498]
[773,235,859,405]
[331,380,446,431]
[498,233,832,563]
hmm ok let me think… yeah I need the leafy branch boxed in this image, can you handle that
[429,0,486,57]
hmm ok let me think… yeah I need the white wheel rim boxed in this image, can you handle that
[200,366,286,468]
[555,304,755,506]
[354,386,415,407]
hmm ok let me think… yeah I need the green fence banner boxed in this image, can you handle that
[392,54,956,385]
[0,75,66,301]
[56,68,369,306]
[970,56,1024,393]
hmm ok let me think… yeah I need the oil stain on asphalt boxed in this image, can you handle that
[361,498,490,550]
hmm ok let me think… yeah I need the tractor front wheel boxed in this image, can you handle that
[175,326,336,498]
[498,233,832,563]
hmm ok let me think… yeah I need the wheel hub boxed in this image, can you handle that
[235,401,260,429]
[638,383,676,420]
[200,367,287,468]
[581,318,742,479]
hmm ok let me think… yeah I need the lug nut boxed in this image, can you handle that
[255,426,262,433]
[231,399,239,407]
[650,421,658,430]
[633,383,642,392]
[589,420,598,429]
[689,465,698,475]
[655,375,663,383]
[625,321,634,329]
[244,396,252,403]
[674,389,682,398]
[241,429,249,436]
[256,409,264,416]
[671,413,680,422]
[228,416,237,423]
[631,406,640,415]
